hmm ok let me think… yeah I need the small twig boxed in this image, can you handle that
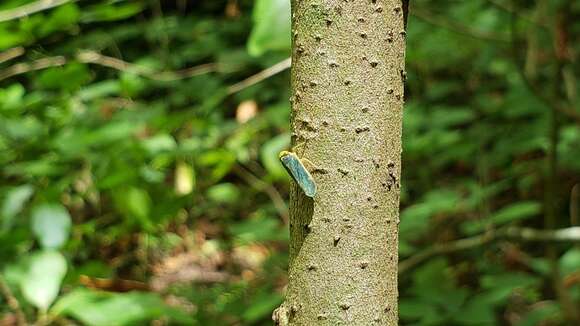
[233,164,289,224]
[0,56,66,81]
[0,275,27,326]
[0,47,25,64]
[76,50,217,81]
[399,226,580,274]
[0,50,218,82]
[0,0,74,23]
[227,57,291,95]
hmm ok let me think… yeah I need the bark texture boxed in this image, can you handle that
[274,0,406,325]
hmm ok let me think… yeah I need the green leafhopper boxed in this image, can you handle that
[278,151,317,198]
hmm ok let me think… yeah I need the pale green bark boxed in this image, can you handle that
[274,0,406,325]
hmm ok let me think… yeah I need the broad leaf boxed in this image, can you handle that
[21,251,67,310]
[31,204,72,249]
[1,184,34,232]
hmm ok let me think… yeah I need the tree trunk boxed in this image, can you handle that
[274,0,406,325]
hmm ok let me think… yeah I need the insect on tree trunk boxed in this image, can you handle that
[274,0,407,325]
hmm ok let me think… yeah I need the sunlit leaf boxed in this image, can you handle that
[31,204,71,249]
[21,251,67,311]
[1,184,34,232]
[175,161,195,195]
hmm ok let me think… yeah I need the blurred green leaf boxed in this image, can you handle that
[141,134,177,155]
[462,201,541,235]
[242,292,283,322]
[1,184,34,232]
[248,0,291,56]
[81,2,145,23]
[39,3,80,36]
[260,132,290,180]
[560,248,580,277]
[0,84,25,111]
[21,250,67,311]
[230,216,285,244]
[31,204,71,249]
[516,302,561,326]
[36,63,91,91]
[52,288,193,325]
[207,183,240,204]
[399,298,442,324]
[453,293,496,325]
[400,190,461,240]
[126,187,152,228]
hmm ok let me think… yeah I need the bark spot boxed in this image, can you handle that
[344,78,352,85]
[359,31,367,39]
[294,90,302,102]
[386,31,394,43]
[370,61,379,68]
[387,88,394,94]
[307,264,317,271]
[385,161,400,190]
[296,44,305,55]
[400,69,407,81]
[362,106,369,113]
[355,126,370,133]
[290,305,298,313]
[338,168,349,176]
[312,167,329,174]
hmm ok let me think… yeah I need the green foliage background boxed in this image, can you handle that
[0,0,579,325]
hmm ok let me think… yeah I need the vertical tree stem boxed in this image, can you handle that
[275,1,406,325]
